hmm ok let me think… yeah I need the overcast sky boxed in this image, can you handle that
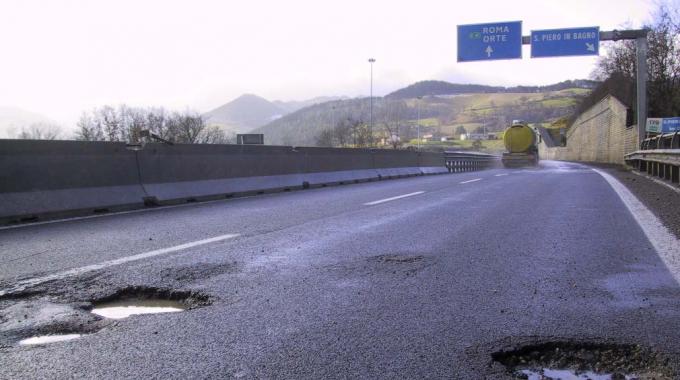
[0,0,658,128]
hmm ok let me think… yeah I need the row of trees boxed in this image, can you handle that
[315,99,427,149]
[75,105,232,144]
[12,123,63,140]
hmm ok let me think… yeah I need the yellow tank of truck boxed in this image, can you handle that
[501,122,539,167]
[503,123,536,153]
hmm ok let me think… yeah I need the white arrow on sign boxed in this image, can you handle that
[586,43,595,52]
[485,45,493,57]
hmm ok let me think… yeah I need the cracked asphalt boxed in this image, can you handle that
[1,160,679,379]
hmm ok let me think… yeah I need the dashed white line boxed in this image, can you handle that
[494,174,509,177]
[460,178,482,184]
[592,168,680,284]
[364,191,425,206]
[0,233,240,297]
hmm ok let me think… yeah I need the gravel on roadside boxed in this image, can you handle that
[589,163,680,241]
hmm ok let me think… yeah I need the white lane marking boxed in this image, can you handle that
[494,174,509,177]
[0,233,240,297]
[364,191,425,206]
[460,178,482,184]
[592,168,680,283]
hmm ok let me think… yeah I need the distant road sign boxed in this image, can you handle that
[531,27,600,58]
[646,118,662,133]
[457,21,522,62]
[646,117,680,133]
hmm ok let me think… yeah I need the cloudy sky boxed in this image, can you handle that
[0,0,659,129]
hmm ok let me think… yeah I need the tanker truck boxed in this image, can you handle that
[501,121,539,167]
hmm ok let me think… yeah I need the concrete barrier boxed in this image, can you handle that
[418,151,449,174]
[136,144,307,203]
[0,141,448,224]
[372,149,422,177]
[298,147,379,185]
[0,140,147,223]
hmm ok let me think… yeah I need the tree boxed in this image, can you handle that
[592,3,680,118]
[379,99,407,148]
[471,139,483,150]
[455,125,467,138]
[75,106,227,144]
[16,123,62,140]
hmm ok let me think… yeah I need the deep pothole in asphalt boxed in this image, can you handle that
[89,286,211,319]
[492,341,676,380]
[2,286,212,346]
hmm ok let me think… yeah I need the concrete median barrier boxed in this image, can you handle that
[0,140,147,223]
[297,147,379,185]
[418,151,449,174]
[1,140,449,224]
[136,144,307,203]
[371,149,422,178]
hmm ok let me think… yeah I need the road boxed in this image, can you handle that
[1,161,680,379]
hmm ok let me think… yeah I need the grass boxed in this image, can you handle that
[405,138,506,152]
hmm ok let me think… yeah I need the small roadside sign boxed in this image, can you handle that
[457,21,522,62]
[646,118,662,133]
[531,27,600,58]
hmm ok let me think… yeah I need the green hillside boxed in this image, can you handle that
[253,84,591,148]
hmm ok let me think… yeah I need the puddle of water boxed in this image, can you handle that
[19,334,82,345]
[91,299,186,319]
[519,368,638,380]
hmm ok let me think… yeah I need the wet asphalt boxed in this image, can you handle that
[1,161,680,379]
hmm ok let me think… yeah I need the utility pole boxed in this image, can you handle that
[636,35,648,142]
[416,96,422,150]
[368,58,375,147]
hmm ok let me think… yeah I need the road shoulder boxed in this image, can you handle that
[589,163,680,240]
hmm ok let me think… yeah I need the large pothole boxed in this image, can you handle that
[89,286,212,320]
[492,341,676,380]
[0,286,213,346]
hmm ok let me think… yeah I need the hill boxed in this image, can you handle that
[385,79,598,99]
[0,106,55,138]
[204,94,348,134]
[273,96,346,114]
[203,94,287,133]
[253,84,592,147]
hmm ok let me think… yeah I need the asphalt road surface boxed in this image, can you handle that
[1,161,680,379]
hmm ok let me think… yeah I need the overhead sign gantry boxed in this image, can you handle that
[456,21,650,144]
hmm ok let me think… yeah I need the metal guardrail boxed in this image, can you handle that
[625,149,680,186]
[444,151,499,173]
[640,132,680,150]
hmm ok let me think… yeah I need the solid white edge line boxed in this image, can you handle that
[364,191,425,206]
[592,168,680,283]
[0,233,240,297]
[460,178,482,184]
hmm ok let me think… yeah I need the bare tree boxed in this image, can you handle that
[379,99,407,148]
[592,4,680,117]
[75,106,228,144]
[16,123,62,140]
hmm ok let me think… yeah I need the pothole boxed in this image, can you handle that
[91,299,186,319]
[19,334,83,345]
[89,286,211,320]
[492,341,676,380]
